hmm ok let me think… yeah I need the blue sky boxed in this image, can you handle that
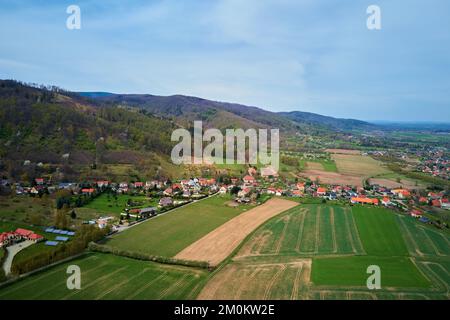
[0,0,449,122]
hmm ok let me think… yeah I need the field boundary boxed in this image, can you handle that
[88,242,210,269]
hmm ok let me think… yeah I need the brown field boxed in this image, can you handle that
[197,259,312,300]
[174,198,298,266]
[299,169,364,187]
[299,154,389,187]
[331,154,388,177]
[369,178,424,190]
[306,162,324,170]
[325,149,361,155]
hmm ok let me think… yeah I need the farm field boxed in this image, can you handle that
[198,257,312,300]
[312,256,430,288]
[104,195,255,257]
[0,253,207,300]
[236,205,364,257]
[201,204,450,300]
[351,206,409,256]
[331,154,389,177]
[174,198,298,266]
[397,215,450,257]
[305,160,338,172]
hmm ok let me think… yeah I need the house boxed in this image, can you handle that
[267,187,276,195]
[442,202,450,210]
[230,178,239,185]
[260,166,279,178]
[119,182,128,188]
[28,233,44,242]
[292,190,302,197]
[163,188,173,196]
[35,178,44,185]
[138,207,157,218]
[243,175,255,184]
[134,182,144,188]
[431,199,442,208]
[81,188,95,195]
[182,189,191,198]
[317,187,327,196]
[419,197,428,204]
[296,182,306,192]
[392,189,411,199]
[381,197,391,206]
[96,181,109,188]
[351,197,379,205]
[238,187,251,198]
[219,186,228,194]
[159,197,173,207]
[410,209,423,218]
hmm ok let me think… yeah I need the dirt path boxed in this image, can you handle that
[174,198,298,266]
[2,240,35,276]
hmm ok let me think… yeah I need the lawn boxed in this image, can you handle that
[83,193,158,216]
[0,252,207,300]
[312,256,431,288]
[104,194,255,257]
[351,206,409,256]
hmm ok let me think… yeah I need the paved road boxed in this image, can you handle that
[2,240,35,276]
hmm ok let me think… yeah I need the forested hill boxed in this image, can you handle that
[82,92,377,132]
[0,80,176,181]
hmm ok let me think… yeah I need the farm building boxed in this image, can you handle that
[351,197,379,205]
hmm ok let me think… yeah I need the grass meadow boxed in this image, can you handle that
[0,253,206,300]
[104,194,255,257]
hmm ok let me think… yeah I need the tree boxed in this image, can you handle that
[70,210,77,219]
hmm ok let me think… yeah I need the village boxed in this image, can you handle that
[1,161,449,254]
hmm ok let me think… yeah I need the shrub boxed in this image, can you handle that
[88,242,210,269]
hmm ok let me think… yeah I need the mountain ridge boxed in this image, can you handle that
[80,91,375,131]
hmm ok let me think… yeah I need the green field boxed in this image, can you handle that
[215,203,449,300]
[104,195,254,257]
[0,253,207,300]
[397,215,450,257]
[351,206,409,256]
[238,205,364,256]
[312,256,430,288]
[83,193,158,216]
[2,201,449,300]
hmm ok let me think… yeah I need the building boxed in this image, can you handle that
[351,197,379,205]
[410,209,423,218]
[392,189,411,199]
[243,175,255,184]
[317,187,327,196]
[159,197,173,207]
[260,166,279,179]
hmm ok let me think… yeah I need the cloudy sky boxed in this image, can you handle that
[1,0,449,122]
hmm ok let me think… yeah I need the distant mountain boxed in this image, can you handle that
[278,111,377,131]
[83,92,374,132]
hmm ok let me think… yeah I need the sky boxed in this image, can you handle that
[0,0,449,122]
